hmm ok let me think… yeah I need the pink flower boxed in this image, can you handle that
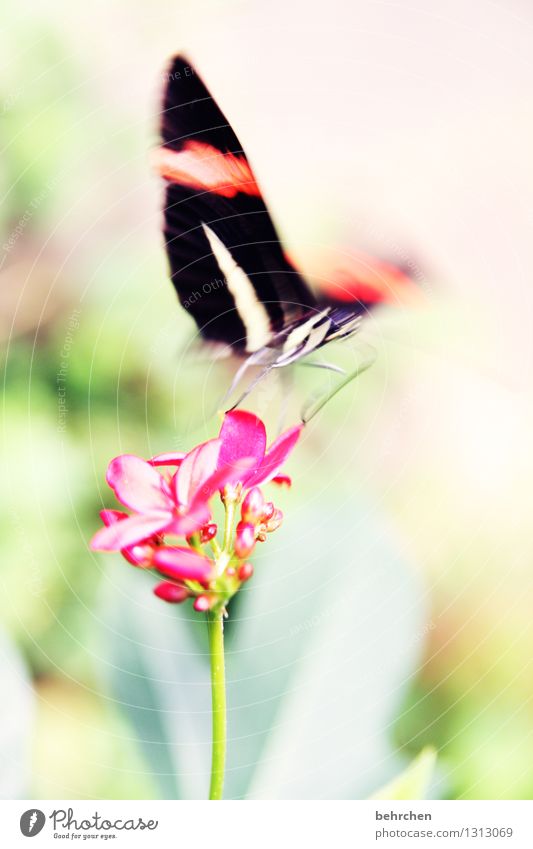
[90,439,252,553]
[97,508,213,583]
[153,412,301,490]
[90,409,302,611]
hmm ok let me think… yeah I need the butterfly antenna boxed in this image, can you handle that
[301,344,377,424]
[219,345,278,408]
[275,367,294,435]
[296,359,347,375]
[225,364,275,412]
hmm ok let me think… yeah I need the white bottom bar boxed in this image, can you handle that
[3,800,533,848]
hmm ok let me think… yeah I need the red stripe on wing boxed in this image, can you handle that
[318,250,422,306]
[152,140,261,198]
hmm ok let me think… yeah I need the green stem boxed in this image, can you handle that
[223,496,236,551]
[207,609,226,800]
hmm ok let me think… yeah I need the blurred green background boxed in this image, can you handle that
[2,0,533,799]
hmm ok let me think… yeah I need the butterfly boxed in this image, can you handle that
[153,56,416,414]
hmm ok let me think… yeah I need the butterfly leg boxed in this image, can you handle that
[295,359,347,375]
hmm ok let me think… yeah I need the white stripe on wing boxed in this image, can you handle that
[202,224,272,352]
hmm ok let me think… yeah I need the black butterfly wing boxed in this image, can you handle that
[157,55,316,351]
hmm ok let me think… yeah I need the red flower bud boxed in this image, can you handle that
[153,547,213,583]
[193,594,211,612]
[271,474,291,488]
[238,562,254,582]
[261,501,275,521]
[241,487,264,523]
[226,566,237,577]
[153,582,189,604]
[266,509,283,533]
[234,521,256,559]
[199,523,217,543]
[121,543,155,568]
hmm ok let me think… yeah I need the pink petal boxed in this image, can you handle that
[246,425,302,488]
[218,410,266,471]
[173,438,221,506]
[90,512,170,551]
[153,547,213,582]
[100,509,128,526]
[106,455,172,513]
[164,502,212,538]
[148,452,186,467]
[190,456,256,508]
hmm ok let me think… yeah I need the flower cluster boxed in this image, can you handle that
[90,411,301,612]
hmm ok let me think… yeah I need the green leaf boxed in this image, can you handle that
[97,572,211,800]
[0,629,34,798]
[231,499,425,799]
[370,747,437,800]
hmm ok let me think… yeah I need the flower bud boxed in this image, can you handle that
[154,547,213,583]
[234,521,256,559]
[122,543,155,568]
[238,562,254,582]
[221,483,239,504]
[261,501,275,521]
[193,594,211,612]
[266,509,283,533]
[154,582,189,604]
[241,487,264,523]
[272,474,291,488]
[200,523,217,543]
